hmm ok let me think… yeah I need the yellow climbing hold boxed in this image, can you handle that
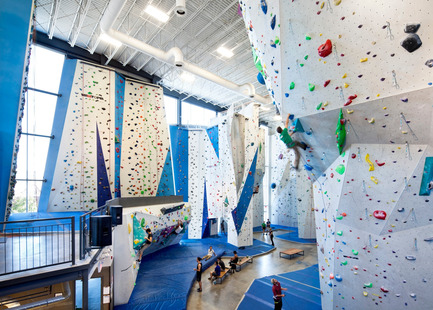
[321,2,325,9]
[319,33,323,36]
[383,107,387,110]
[347,109,354,114]
[344,83,349,88]
[324,101,329,107]
[402,131,408,134]
[370,176,378,184]
[363,291,368,297]
[342,73,347,78]
[368,118,375,124]
[360,58,368,63]
[334,0,342,5]
[376,94,380,97]
[365,153,375,171]
[128,223,132,234]
[374,244,379,248]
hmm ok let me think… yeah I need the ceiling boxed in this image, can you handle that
[33,0,277,122]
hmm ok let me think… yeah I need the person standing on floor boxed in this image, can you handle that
[262,221,267,235]
[276,113,308,169]
[271,278,287,310]
[194,257,203,292]
[269,228,275,246]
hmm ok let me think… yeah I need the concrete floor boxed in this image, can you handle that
[186,230,318,310]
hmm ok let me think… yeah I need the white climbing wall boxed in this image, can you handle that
[242,0,433,308]
[253,127,266,228]
[48,63,116,211]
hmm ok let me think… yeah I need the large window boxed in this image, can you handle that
[181,101,217,126]
[12,45,64,213]
[163,95,178,125]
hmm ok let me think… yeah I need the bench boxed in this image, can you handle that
[279,248,304,259]
[214,268,230,284]
[236,256,253,272]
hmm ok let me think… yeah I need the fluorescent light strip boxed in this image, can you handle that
[144,5,169,23]
[216,46,234,58]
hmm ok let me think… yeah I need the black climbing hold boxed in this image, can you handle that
[401,34,422,53]
[404,23,420,34]
[270,15,276,30]
[425,59,433,68]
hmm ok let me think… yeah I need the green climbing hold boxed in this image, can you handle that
[274,36,280,44]
[316,102,323,110]
[337,231,343,236]
[299,63,304,67]
[184,216,188,221]
[304,55,309,60]
[341,261,348,265]
[290,82,295,90]
[306,35,312,40]
[335,109,346,155]
[336,216,343,220]
[364,282,373,288]
[352,249,359,255]
[335,164,345,175]
[308,83,315,91]
[140,218,146,228]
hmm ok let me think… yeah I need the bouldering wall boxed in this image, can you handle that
[40,61,174,212]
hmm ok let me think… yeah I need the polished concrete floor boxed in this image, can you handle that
[186,230,318,310]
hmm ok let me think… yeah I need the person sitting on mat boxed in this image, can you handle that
[217,257,226,271]
[229,251,239,272]
[208,261,221,281]
[137,228,153,262]
[202,245,216,261]
[271,278,287,310]
[276,113,308,169]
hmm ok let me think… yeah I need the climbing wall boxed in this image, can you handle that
[252,128,266,227]
[41,61,174,212]
[46,62,116,211]
[241,0,433,118]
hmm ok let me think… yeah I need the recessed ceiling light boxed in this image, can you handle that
[216,46,234,58]
[100,33,122,47]
[144,5,169,23]
[180,71,195,82]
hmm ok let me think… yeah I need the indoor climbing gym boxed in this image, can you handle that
[1,0,433,309]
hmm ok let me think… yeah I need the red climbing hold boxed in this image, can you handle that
[351,153,356,159]
[348,94,357,100]
[380,287,389,293]
[344,99,352,106]
[318,39,332,58]
[324,80,331,87]
[373,210,387,220]
[375,160,385,166]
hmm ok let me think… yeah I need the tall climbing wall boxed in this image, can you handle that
[252,128,266,228]
[40,61,174,212]
[242,0,433,308]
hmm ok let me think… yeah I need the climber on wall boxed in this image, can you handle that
[276,113,308,169]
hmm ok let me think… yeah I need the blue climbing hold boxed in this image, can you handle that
[257,72,265,85]
[271,183,277,189]
[261,0,268,14]
[270,15,276,30]
[304,164,313,171]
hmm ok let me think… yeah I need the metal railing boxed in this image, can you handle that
[0,217,75,275]
[79,205,109,260]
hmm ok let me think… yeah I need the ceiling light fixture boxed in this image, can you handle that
[100,33,122,47]
[144,5,170,23]
[216,46,234,58]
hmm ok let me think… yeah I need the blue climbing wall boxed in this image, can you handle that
[206,125,219,159]
[96,125,112,207]
[156,148,175,196]
[114,73,125,198]
[170,126,189,200]
[0,0,33,221]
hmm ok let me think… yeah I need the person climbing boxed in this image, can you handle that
[137,228,153,262]
[271,278,287,310]
[202,245,216,261]
[194,257,203,292]
[276,113,308,169]
[269,228,275,246]
[262,221,267,235]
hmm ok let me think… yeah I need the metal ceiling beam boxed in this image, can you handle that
[68,0,92,47]
[86,1,110,53]
[48,0,62,39]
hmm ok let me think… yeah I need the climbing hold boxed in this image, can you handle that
[304,164,313,171]
[128,224,132,234]
[401,34,422,53]
[368,118,375,124]
[405,255,416,260]
[316,102,323,110]
[318,39,332,57]
[328,281,333,287]
[344,83,349,88]
[334,0,341,5]
[401,97,409,102]
[271,183,277,189]
[335,275,342,282]
[337,231,343,236]
[375,160,385,166]
[364,282,373,288]
[336,109,346,155]
[290,82,295,89]
[370,176,378,184]
[348,94,357,100]
[306,35,312,40]
[324,80,331,87]
[360,58,368,63]
[397,208,405,212]
[352,249,358,255]
[323,101,329,107]
[341,261,348,265]
[342,73,347,79]
[373,210,387,220]
[347,109,354,114]
[330,273,334,279]
[363,291,368,297]
[425,59,433,68]
[335,164,345,175]
[380,287,389,293]
[365,154,374,171]
[410,293,416,298]
[404,23,420,33]
[304,55,309,60]
[140,218,146,228]
[424,237,433,241]
[261,0,268,14]
[344,100,352,106]
[257,72,265,85]
[336,216,343,220]
[309,83,315,91]
[270,15,276,30]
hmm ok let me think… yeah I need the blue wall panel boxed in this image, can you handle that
[114,73,125,197]
[0,0,33,220]
[169,126,189,200]
[206,125,219,159]
[156,148,175,196]
[39,59,77,212]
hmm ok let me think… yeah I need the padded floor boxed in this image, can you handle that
[237,265,321,310]
[114,236,274,310]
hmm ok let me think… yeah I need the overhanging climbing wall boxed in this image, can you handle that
[40,61,174,212]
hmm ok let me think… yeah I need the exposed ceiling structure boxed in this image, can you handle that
[33,0,278,123]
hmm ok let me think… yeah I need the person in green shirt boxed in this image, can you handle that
[276,113,307,169]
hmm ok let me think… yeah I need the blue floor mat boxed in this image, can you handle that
[238,265,321,310]
[114,236,274,310]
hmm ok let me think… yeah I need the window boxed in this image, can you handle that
[163,95,178,125]
[12,45,64,213]
[181,101,217,126]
